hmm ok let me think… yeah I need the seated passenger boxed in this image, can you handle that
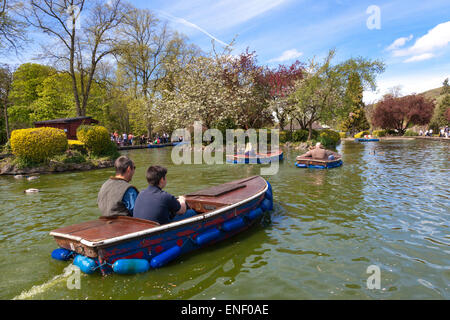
[299,142,340,160]
[244,142,256,156]
[133,166,187,224]
[97,156,138,217]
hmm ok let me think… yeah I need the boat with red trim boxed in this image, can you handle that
[49,176,273,275]
[226,149,283,164]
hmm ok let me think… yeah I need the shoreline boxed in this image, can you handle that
[342,136,450,142]
[0,159,114,175]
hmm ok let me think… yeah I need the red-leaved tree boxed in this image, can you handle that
[222,49,274,129]
[371,94,434,134]
[259,61,304,130]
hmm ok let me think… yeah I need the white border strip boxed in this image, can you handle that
[50,180,268,248]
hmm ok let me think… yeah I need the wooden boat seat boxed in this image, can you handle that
[184,176,266,213]
[186,184,245,197]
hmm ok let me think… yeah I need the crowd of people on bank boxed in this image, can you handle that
[110,132,173,146]
[419,126,449,138]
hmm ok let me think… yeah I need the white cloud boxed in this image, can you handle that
[386,34,413,51]
[403,53,435,63]
[162,0,287,32]
[392,21,450,59]
[363,71,450,104]
[156,11,230,47]
[268,49,303,62]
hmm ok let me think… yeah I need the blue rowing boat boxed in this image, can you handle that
[355,138,379,142]
[226,150,283,164]
[50,176,273,275]
[295,156,343,169]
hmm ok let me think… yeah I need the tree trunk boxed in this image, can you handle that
[308,121,313,140]
[3,97,9,141]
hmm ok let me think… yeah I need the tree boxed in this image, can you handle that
[0,0,27,55]
[23,0,126,116]
[9,63,55,106]
[114,7,196,136]
[222,49,273,129]
[154,54,234,130]
[371,94,435,134]
[339,72,370,134]
[430,78,450,128]
[0,64,12,143]
[290,49,384,140]
[8,63,57,127]
[260,60,304,130]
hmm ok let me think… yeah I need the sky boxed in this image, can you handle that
[131,0,450,103]
[4,0,450,103]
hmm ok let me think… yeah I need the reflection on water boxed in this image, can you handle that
[0,140,449,299]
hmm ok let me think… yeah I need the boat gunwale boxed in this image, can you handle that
[226,149,283,160]
[49,178,268,249]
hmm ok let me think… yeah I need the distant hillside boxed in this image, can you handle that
[420,86,444,101]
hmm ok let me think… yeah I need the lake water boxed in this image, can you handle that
[0,139,449,299]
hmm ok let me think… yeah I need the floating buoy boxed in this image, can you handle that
[261,198,272,212]
[195,228,221,246]
[222,216,246,232]
[150,246,181,268]
[112,259,150,274]
[248,207,263,220]
[73,255,97,274]
[24,188,39,193]
[51,248,74,261]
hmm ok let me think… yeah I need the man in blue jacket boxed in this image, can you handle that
[133,166,187,224]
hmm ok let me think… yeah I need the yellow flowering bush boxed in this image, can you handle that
[68,139,87,153]
[354,130,370,138]
[10,127,68,163]
[76,125,115,156]
[339,132,347,138]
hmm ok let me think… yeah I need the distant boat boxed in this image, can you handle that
[355,138,379,142]
[295,156,343,169]
[49,176,273,275]
[147,142,174,148]
[226,149,283,164]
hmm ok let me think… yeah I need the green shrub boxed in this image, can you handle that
[52,150,86,164]
[279,130,291,143]
[10,127,68,164]
[77,125,115,157]
[373,129,386,137]
[317,129,341,147]
[386,129,400,136]
[354,130,370,138]
[339,132,347,139]
[2,140,11,153]
[292,129,309,142]
[404,130,418,136]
